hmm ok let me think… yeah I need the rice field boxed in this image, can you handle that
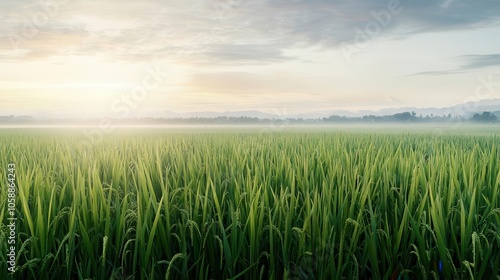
[1,128,500,279]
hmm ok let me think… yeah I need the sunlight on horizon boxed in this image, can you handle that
[1,0,499,118]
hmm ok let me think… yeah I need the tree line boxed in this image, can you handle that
[0,111,498,124]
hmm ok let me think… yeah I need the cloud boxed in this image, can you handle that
[386,96,403,103]
[458,54,500,70]
[406,54,500,76]
[1,0,500,64]
[199,43,294,64]
[404,70,462,77]
[184,71,300,94]
[184,71,270,93]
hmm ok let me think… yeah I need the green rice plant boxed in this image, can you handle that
[0,128,499,279]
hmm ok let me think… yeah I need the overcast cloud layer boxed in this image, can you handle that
[1,0,500,116]
[2,0,500,63]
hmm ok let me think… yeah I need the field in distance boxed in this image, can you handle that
[0,127,499,279]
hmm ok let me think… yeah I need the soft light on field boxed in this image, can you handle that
[0,129,499,279]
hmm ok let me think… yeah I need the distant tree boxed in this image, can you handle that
[471,111,498,123]
[393,112,415,122]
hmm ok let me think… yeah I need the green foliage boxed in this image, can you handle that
[0,129,499,279]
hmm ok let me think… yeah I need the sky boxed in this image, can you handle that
[1,0,500,118]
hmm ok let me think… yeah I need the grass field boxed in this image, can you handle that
[1,127,500,279]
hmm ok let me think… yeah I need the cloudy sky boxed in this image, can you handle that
[1,0,500,118]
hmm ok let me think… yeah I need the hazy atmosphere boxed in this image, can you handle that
[1,0,500,118]
[2,2,500,279]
